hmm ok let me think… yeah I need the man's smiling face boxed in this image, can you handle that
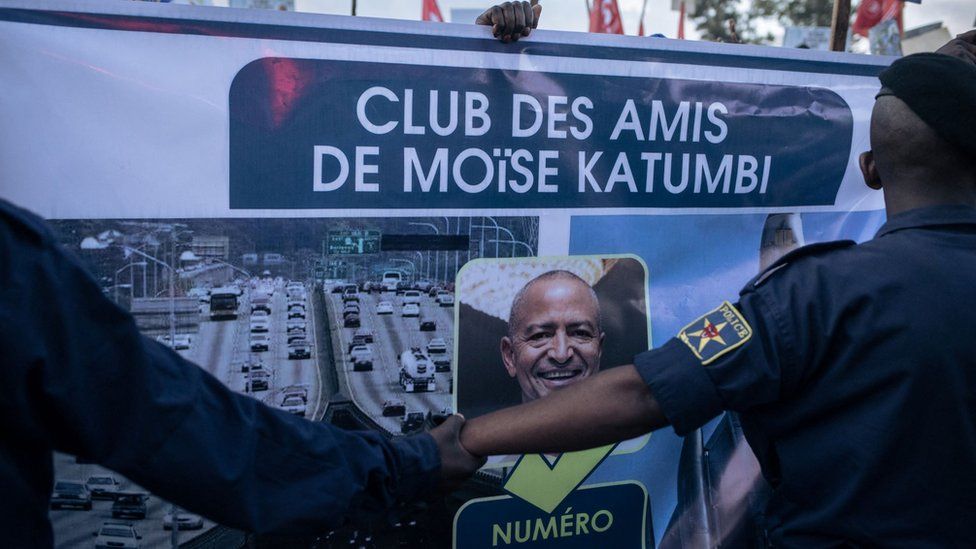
[502,275,604,402]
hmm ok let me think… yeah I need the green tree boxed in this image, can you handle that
[749,0,835,28]
[689,0,773,44]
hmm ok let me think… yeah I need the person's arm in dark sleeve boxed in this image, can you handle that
[462,286,800,455]
[461,363,667,456]
[0,204,447,534]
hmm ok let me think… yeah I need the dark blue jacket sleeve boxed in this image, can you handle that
[633,286,800,436]
[0,201,440,534]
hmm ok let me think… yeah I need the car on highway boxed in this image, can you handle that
[401,411,425,434]
[93,521,142,548]
[162,512,204,531]
[426,337,448,355]
[347,334,370,353]
[279,394,307,417]
[354,328,375,343]
[349,345,373,363]
[50,480,92,510]
[239,359,265,373]
[249,333,270,352]
[376,300,394,315]
[250,292,272,314]
[286,319,307,332]
[353,356,373,371]
[251,309,270,320]
[249,317,270,333]
[414,280,433,292]
[342,303,360,317]
[402,290,422,305]
[344,314,360,328]
[156,333,193,350]
[401,303,420,317]
[111,493,148,520]
[288,308,306,320]
[86,475,121,500]
[287,334,308,345]
[432,354,451,372]
[419,316,436,331]
[282,385,309,403]
[382,399,406,417]
[436,291,455,306]
[287,299,306,310]
[247,370,270,392]
[288,342,311,360]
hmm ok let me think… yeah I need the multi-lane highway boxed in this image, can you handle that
[51,278,324,548]
[327,288,454,434]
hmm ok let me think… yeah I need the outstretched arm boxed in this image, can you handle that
[460,364,668,457]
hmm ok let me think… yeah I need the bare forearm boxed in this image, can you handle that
[460,364,668,457]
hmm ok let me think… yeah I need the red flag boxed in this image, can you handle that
[422,0,444,22]
[678,0,686,39]
[852,0,903,37]
[589,0,624,34]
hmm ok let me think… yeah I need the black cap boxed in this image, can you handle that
[878,53,976,159]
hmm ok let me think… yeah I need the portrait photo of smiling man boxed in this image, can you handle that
[455,257,649,442]
[502,270,605,403]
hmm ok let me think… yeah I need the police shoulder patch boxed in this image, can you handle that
[678,301,752,365]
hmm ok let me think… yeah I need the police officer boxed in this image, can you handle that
[0,197,484,545]
[460,34,976,546]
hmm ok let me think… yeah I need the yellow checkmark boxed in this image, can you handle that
[502,444,616,514]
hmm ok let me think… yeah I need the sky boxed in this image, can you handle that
[282,0,974,43]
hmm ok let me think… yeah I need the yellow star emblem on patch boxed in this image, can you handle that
[678,302,753,365]
[687,319,728,353]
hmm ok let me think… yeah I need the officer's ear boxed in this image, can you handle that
[859,150,883,190]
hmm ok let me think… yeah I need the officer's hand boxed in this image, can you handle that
[935,29,976,64]
[475,1,542,43]
[428,415,485,492]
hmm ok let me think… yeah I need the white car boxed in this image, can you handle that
[163,512,204,531]
[376,301,394,315]
[249,317,270,333]
[350,345,373,363]
[426,338,448,355]
[94,522,141,548]
[286,319,307,331]
[436,292,455,306]
[401,303,420,317]
[86,475,121,500]
[402,290,422,305]
[279,395,307,417]
[156,333,193,350]
[251,309,270,320]
[249,333,270,352]
[282,385,309,403]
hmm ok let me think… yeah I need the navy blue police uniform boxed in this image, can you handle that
[635,205,976,547]
[0,199,440,547]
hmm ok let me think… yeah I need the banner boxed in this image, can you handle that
[0,1,893,547]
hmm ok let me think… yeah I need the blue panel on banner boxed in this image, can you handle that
[229,58,853,210]
[453,482,650,548]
